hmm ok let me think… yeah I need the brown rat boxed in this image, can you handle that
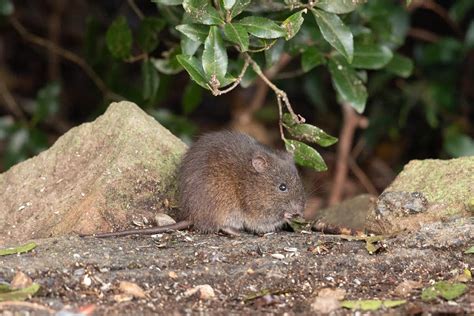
[85,131,305,238]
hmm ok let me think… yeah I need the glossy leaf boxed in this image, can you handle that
[315,0,360,14]
[301,46,325,72]
[284,139,327,171]
[238,16,286,39]
[176,54,209,89]
[142,60,160,100]
[176,24,209,43]
[182,0,223,25]
[202,26,228,85]
[137,17,166,53]
[230,0,251,18]
[181,37,201,55]
[152,58,183,75]
[352,43,393,69]
[152,0,183,5]
[0,0,13,15]
[222,0,236,10]
[283,114,337,147]
[385,53,413,78]
[328,55,367,113]
[311,9,353,62]
[282,10,305,40]
[106,16,132,59]
[223,23,249,52]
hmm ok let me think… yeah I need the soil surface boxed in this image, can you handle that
[1,218,473,315]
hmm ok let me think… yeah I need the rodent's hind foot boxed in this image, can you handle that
[220,226,241,237]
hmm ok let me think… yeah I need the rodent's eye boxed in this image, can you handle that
[278,183,288,192]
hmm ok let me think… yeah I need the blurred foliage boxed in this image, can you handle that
[0,0,472,172]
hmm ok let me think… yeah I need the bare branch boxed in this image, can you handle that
[10,17,123,101]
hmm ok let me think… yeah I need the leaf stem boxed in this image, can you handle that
[210,57,250,96]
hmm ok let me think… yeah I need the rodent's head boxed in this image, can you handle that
[241,150,306,233]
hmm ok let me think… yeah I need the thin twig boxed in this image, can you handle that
[125,53,148,63]
[328,103,367,205]
[211,58,250,96]
[408,28,439,43]
[127,0,145,20]
[10,17,123,101]
[244,53,302,123]
[0,78,26,121]
[348,157,378,196]
[276,96,285,140]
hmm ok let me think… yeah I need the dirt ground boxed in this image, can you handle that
[0,217,473,315]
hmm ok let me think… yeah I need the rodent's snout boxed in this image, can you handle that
[283,201,305,219]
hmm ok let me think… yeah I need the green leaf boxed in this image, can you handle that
[0,0,13,15]
[265,39,284,68]
[176,24,209,43]
[150,49,183,75]
[315,0,360,14]
[311,9,353,62]
[181,36,201,56]
[283,114,337,147]
[176,54,209,89]
[0,283,40,302]
[229,0,251,18]
[328,55,367,113]
[342,300,406,311]
[282,10,305,40]
[465,246,474,254]
[238,16,286,39]
[385,53,413,78]
[352,43,393,69]
[202,26,228,85]
[182,0,223,25]
[223,23,249,52]
[222,0,236,10]
[302,46,325,72]
[0,242,37,256]
[32,82,60,126]
[106,16,132,59]
[142,60,160,101]
[421,281,468,301]
[284,139,327,171]
[137,17,166,53]
[182,82,203,114]
[152,0,183,5]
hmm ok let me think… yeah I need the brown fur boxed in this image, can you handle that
[177,131,305,234]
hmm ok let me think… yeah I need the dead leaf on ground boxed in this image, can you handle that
[311,297,341,313]
[394,280,423,297]
[118,281,146,299]
[10,272,33,289]
[317,287,346,300]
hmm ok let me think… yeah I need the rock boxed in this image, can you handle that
[184,284,215,300]
[0,101,187,246]
[366,157,473,234]
[312,194,375,234]
[154,213,176,226]
[310,297,341,314]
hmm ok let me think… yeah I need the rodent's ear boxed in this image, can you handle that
[252,154,268,173]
